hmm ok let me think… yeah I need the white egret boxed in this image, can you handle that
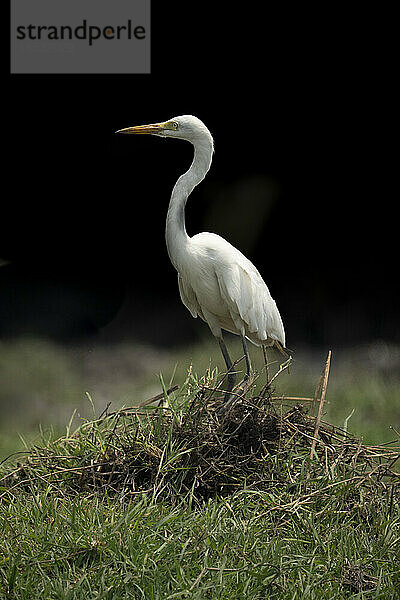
[116,115,286,399]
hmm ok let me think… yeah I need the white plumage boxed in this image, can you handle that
[116,115,286,397]
[177,232,285,347]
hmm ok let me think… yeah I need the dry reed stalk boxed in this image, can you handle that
[312,373,324,417]
[310,350,332,460]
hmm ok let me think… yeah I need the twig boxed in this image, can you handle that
[272,396,314,403]
[98,401,112,420]
[0,462,110,500]
[255,475,365,519]
[267,356,293,387]
[189,567,207,591]
[137,385,179,408]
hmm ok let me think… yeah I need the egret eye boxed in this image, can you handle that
[170,121,179,130]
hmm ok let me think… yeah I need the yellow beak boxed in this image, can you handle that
[115,122,165,135]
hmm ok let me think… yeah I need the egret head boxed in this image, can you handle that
[116,115,213,148]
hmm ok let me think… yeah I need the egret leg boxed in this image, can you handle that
[262,345,269,385]
[218,337,236,398]
[241,335,251,380]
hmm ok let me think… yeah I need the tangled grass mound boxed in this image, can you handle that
[2,355,399,508]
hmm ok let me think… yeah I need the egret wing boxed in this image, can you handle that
[215,261,285,346]
[178,273,201,319]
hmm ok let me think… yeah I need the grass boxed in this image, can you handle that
[1,358,399,599]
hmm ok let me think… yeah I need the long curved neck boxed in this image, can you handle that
[165,137,213,270]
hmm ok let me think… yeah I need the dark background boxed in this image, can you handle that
[2,6,397,349]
